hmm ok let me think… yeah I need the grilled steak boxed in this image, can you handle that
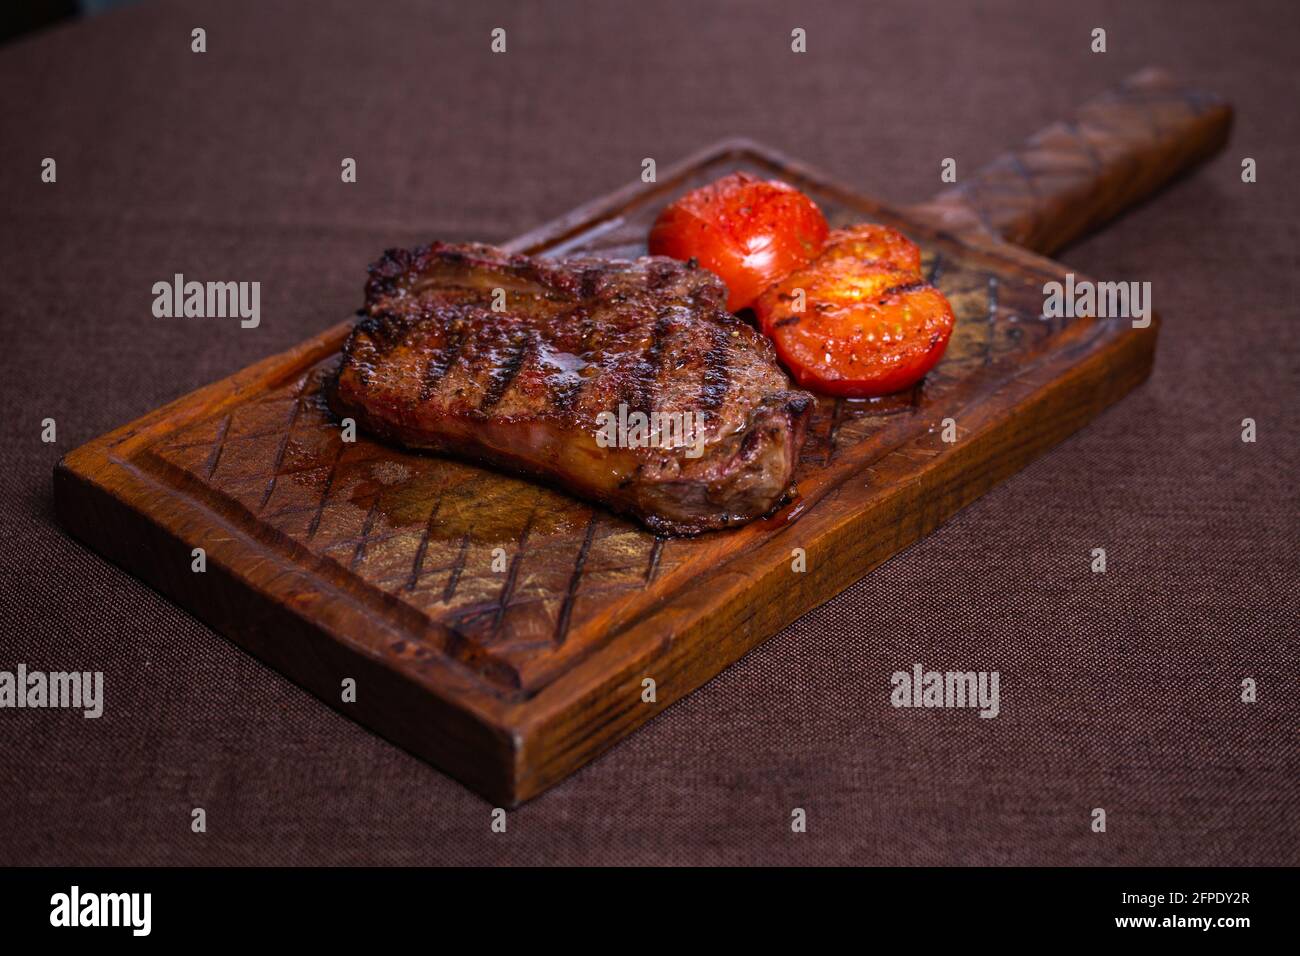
[327,242,814,534]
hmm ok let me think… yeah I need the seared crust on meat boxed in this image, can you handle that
[329,242,814,534]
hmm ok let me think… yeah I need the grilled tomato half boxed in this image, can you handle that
[649,172,829,312]
[754,225,955,397]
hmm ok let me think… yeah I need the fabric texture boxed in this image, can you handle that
[0,0,1295,865]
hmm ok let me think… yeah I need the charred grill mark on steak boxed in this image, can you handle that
[419,322,467,402]
[646,258,680,292]
[547,307,593,413]
[620,307,673,419]
[699,323,731,412]
[478,330,534,413]
[330,242,815,534]
[578,266,603,300]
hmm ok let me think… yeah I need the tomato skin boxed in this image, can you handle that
[754,229,955,397]
[649,172,828,312]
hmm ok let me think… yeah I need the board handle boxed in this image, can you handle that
[910,68,1233,256]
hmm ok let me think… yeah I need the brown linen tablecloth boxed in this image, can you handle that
[0,0,1296,865]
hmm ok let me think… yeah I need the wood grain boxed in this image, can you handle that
[54,71,1229,804]
[911,67,1232,254]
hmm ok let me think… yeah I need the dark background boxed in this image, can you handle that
[0,0,1295,865]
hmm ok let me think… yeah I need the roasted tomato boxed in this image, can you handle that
[648,172,828,312]
[811,223,922,275]
[754,225,955,397]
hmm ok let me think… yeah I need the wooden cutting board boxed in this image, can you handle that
[55,69,1230,804]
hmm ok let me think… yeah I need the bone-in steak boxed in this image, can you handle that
[327,242,814,534]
